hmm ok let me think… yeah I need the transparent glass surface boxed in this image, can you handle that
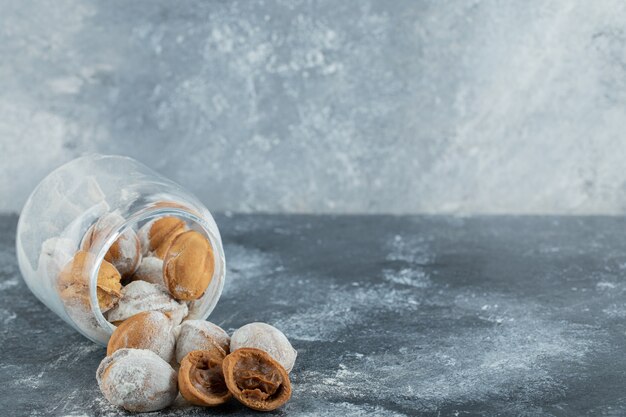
[16,154,226,345]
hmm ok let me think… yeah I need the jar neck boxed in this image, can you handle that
[86,204,224,342]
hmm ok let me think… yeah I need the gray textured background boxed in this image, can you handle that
[2,0,626,214]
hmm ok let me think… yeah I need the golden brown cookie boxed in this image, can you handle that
[222,348,292,411]
[107,311,176,362]
[175,320,230,363]
[178,349,231,406]
[138,217,188,259]
[163,230,214,300]
[57,250,122,312]
[230,322,297,373]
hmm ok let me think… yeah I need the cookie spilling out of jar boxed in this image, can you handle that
[50,211,297,412]
[55,213,215,330]
[98,320,296,412]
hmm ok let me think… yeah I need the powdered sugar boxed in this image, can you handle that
[38,236,75,280]
[137,218,156,256]
[110,311,176,363]
[132,256,164,286]
[109,228,141,278]
[231,322,297,373]
[82,212,141,277]
[96,348,177,412]
[175,319,230,363]
[105,281,188,324]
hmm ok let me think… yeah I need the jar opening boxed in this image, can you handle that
[86,206,225,345]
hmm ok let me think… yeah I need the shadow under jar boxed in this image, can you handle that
[16,154,226,345]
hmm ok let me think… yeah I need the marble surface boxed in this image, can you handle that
[2,213,626,416]
[3,1,626,215]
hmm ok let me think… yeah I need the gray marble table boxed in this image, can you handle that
[2,214,626,416]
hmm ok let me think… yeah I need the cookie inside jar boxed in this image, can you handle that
[55,209,223,337]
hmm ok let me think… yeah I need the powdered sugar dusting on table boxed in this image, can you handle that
[215,226,606,414]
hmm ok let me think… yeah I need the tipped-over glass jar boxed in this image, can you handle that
[15,154,226,345]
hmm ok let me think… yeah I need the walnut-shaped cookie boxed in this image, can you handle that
[57,250,122,313]
[81,212,141,278]
[230,322,297,373]
[96,348,177,412]
[138,216,188,258]
[178,349,231,406]
[107,311,176,363]
[163,230,214,300]
[175,320,230,363]
[105,281,188,325]
[222,348,292,411]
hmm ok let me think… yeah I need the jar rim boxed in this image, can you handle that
[87,205,226,344]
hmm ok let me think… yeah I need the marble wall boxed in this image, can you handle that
[2,0,626,214]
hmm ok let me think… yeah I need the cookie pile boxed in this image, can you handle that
[57,214,214,328]
[52,212,297,411]
[97,319,296,412]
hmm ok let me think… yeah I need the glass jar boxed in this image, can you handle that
[15,154,226,345]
